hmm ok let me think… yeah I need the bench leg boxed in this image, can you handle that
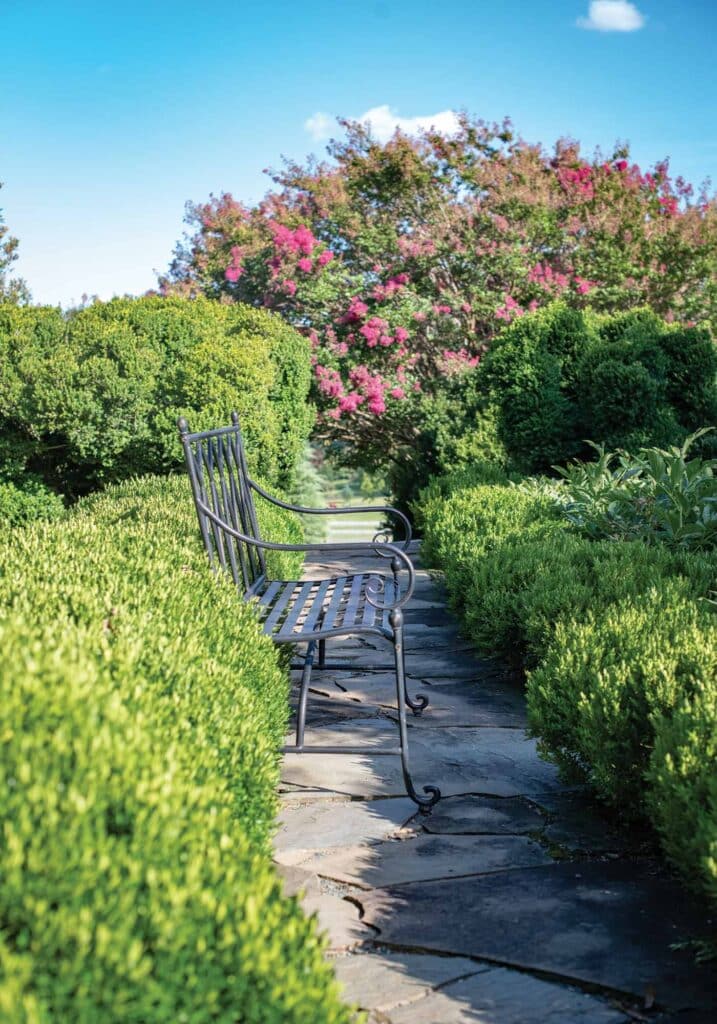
[390,609,441,815]
[295,640,316,749]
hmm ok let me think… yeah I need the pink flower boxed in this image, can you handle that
[297,257,313,273]
[615,160,628,173]
[413,311,427,322]
[317,249,334,266]
[394,326,409,343]
[340,296,369,324]
[283,279,297,296]
[225,265,243,283]
[390,387,406,399]
[460,302,472,313]
[339,392,364,413]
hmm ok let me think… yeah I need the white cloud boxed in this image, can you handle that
[304,111,334,141]
[357,105,460,142]
[577,1,645,32]
[304,105,460,144]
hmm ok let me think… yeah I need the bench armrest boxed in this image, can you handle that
[195,499,415,610]
[248,478,412,551]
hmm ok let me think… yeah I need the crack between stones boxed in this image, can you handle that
[366,940,665,1014]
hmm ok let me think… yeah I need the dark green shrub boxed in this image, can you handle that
[0,475,64,527]
[0,475,350,1023]
[477,302,717,474]
[0,297,314,501]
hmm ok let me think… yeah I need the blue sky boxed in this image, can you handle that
[2,0,716,307]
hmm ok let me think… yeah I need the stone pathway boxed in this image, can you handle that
[275,547,716,1023]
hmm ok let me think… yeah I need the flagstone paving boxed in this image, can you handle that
[274,547,716,1023]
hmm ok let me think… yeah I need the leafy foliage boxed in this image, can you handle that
[160,117,717,473]
[0,297,314,502]
[0,183,30,304]
[417,474,717,913]
[554,431,717,549]
[0,474,351,1023]
[477,303,717,474]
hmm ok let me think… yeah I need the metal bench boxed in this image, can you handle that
[178,413,441,813]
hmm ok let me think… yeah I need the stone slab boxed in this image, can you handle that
[388,966,630,1024]
[274,862,322,898]
[361,861,716,1012]
[300,891,372,951]
[274,795,416,863]
[422,794,546,835]
[332,950,487,1012]
[292,833,550,887]
[281,719,562,800]
[385,679,527,730]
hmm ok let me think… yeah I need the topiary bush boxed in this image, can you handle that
[417,472,717,915]
[0,474,351,1023]
[0,296,314,502]
[477,302,717,474]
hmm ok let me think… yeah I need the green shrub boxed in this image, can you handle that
[0,475,350,1023]
[649,648,717,906]
[0,475,64,527]
[0,297,314,502]
[417,472,717,915]
[477,302,717,474]
[527,584,716,805]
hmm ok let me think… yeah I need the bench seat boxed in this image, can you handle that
[252,573,397,641]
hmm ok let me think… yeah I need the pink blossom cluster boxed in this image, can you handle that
[439,348,481,375]
[224,244,245,283]
[495,294,525,322]
[340,296,369,323]
[372,272,410,301]
[528,263,569,294]
[433,303,453,315]
[315,364,343,398]
[557,164,594,199]
[271,222,317,255]
[397,236,436,258]
[573,275,597,295]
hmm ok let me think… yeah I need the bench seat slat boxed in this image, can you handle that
[262,581,299,633]
[277,581,317,639]
[321,576,349,632]
[300,578,333,635]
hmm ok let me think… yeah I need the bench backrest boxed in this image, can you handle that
[178,413,266,594]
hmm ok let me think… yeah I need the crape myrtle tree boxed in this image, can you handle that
[0,182,31,304]
[159,115,717,471]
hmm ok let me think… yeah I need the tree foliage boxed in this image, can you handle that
[160,115,717,467]
[0,182,30,304]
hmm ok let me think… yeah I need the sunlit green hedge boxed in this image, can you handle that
[418,473,717,911]
[0,296,313,502]
[0,475,351,1023]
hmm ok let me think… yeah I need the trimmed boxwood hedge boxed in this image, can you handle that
[0,474,352,1023]
[0,296,314,502]
[418,474,717,913]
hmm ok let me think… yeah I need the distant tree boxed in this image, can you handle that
[159,116,717,465]
[0,182,31,304]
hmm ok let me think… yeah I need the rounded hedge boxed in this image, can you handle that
[0,475,350,1023]
[477,302,717,473]
[0,297,314,500]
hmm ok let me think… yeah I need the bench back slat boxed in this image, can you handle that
[179,414,266,594]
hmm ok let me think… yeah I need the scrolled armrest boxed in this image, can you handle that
[248,478,412,551]
[196,500,414,609]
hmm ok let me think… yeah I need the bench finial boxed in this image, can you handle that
[231,410,240,425]
[177,416,190,435]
